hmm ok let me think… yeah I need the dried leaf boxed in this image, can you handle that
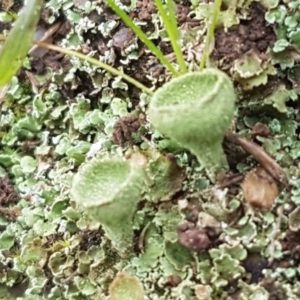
[242,167,279,210]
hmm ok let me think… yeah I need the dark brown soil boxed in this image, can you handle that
[0,177,19,206]
[135,0,158,21]
[283,229,300,262]
[79,230,103,251]
[112,114,145,146]
[0,0,22,12]
[261,277,287,300]
[212,3,276,69]
[242,253,268,283]
[0,22,11,33]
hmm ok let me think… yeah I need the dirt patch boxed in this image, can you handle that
[283,229,300,261]
[42,266,56,296]
[212,3,276,68]
[0,22,11,33]
[29,20,72,75]
[242,253,268,283]
[135,0,157,21]
[0,178,19,206]
[0,0,22,11]
[0,0,23,33]
[112,114,145,146]
[261,277,287,300]
[132,1,191,24]
[42,233,65,250]
[79,230,103,251]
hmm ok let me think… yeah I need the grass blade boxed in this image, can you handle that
[107,0,179,76]
[0,0,44,87]
[199,0,222,70]
[155,0,187,74]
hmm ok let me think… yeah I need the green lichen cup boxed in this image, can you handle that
[148,68,236,181]
[70,156,146,257]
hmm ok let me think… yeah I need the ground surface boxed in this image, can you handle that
[0,0,300,299]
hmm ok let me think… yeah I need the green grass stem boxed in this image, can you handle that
[107,0,179,76]
[199,0,222,70]
[155,0,187,74]
[34,41,153,95]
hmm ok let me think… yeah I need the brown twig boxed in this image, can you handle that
[227,133,288,185]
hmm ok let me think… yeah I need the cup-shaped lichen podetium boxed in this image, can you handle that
[70,155,147,257]
[148,68,236,181]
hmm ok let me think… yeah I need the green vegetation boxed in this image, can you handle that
[0,0,298,299]
[148,69,236,181]
[0,0,43,87]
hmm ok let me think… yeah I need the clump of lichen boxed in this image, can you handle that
[266,0,300,58]
[1,0,300,299]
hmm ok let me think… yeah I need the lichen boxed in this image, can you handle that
[0,0,300,299]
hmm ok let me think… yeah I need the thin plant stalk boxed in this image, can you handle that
[34,41,153,96]
[155,0,187,74]
[107,0,179,77]
[199,0,222,70]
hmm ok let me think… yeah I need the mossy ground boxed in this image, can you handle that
[0,0,300,299]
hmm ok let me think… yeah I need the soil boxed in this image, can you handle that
[112,113,145,146]
[0,22,11,33]
[0,178,19,206]
[213,3,276,69]
[242,253,268,283]
[79,230,103,251]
